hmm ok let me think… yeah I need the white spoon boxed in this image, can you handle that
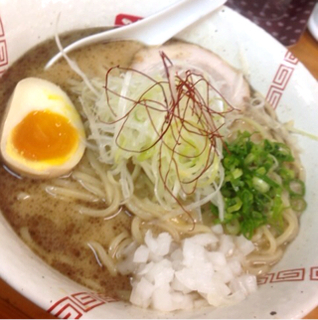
[45,0,227,69]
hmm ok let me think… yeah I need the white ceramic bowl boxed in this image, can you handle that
[0,1,318,318]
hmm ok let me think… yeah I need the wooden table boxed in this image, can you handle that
[0,29,318,319]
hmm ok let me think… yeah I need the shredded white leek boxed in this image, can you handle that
[72,64,229,216]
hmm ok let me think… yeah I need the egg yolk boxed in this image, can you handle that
[11,109,79,163]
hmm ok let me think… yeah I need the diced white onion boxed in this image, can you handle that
[117,230,257,312]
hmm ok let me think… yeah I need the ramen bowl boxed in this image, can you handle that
[0,1,318,318]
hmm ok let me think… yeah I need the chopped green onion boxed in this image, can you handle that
[252,176,270,193]
[290,196,307,212]
[226,196,243,213]
[232,168,243,180]
[278,167,296,180]
[211,131,306,239]
[287,179,305,196]
[225,219,240,235]
[254,172,280,188]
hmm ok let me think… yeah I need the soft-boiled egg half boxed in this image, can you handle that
[0,77,86,179]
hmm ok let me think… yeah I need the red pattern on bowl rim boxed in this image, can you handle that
[0,15,8,75]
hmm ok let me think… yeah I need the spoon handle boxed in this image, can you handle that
[46,0,227,68]
[122,0,227,45]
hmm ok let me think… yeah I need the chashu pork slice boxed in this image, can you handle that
[130,41,250,110]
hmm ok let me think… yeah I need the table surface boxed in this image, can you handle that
[0,29,318,320]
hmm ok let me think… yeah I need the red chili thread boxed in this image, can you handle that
[103,52,234,225]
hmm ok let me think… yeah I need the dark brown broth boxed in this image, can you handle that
[0,30,144,298]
